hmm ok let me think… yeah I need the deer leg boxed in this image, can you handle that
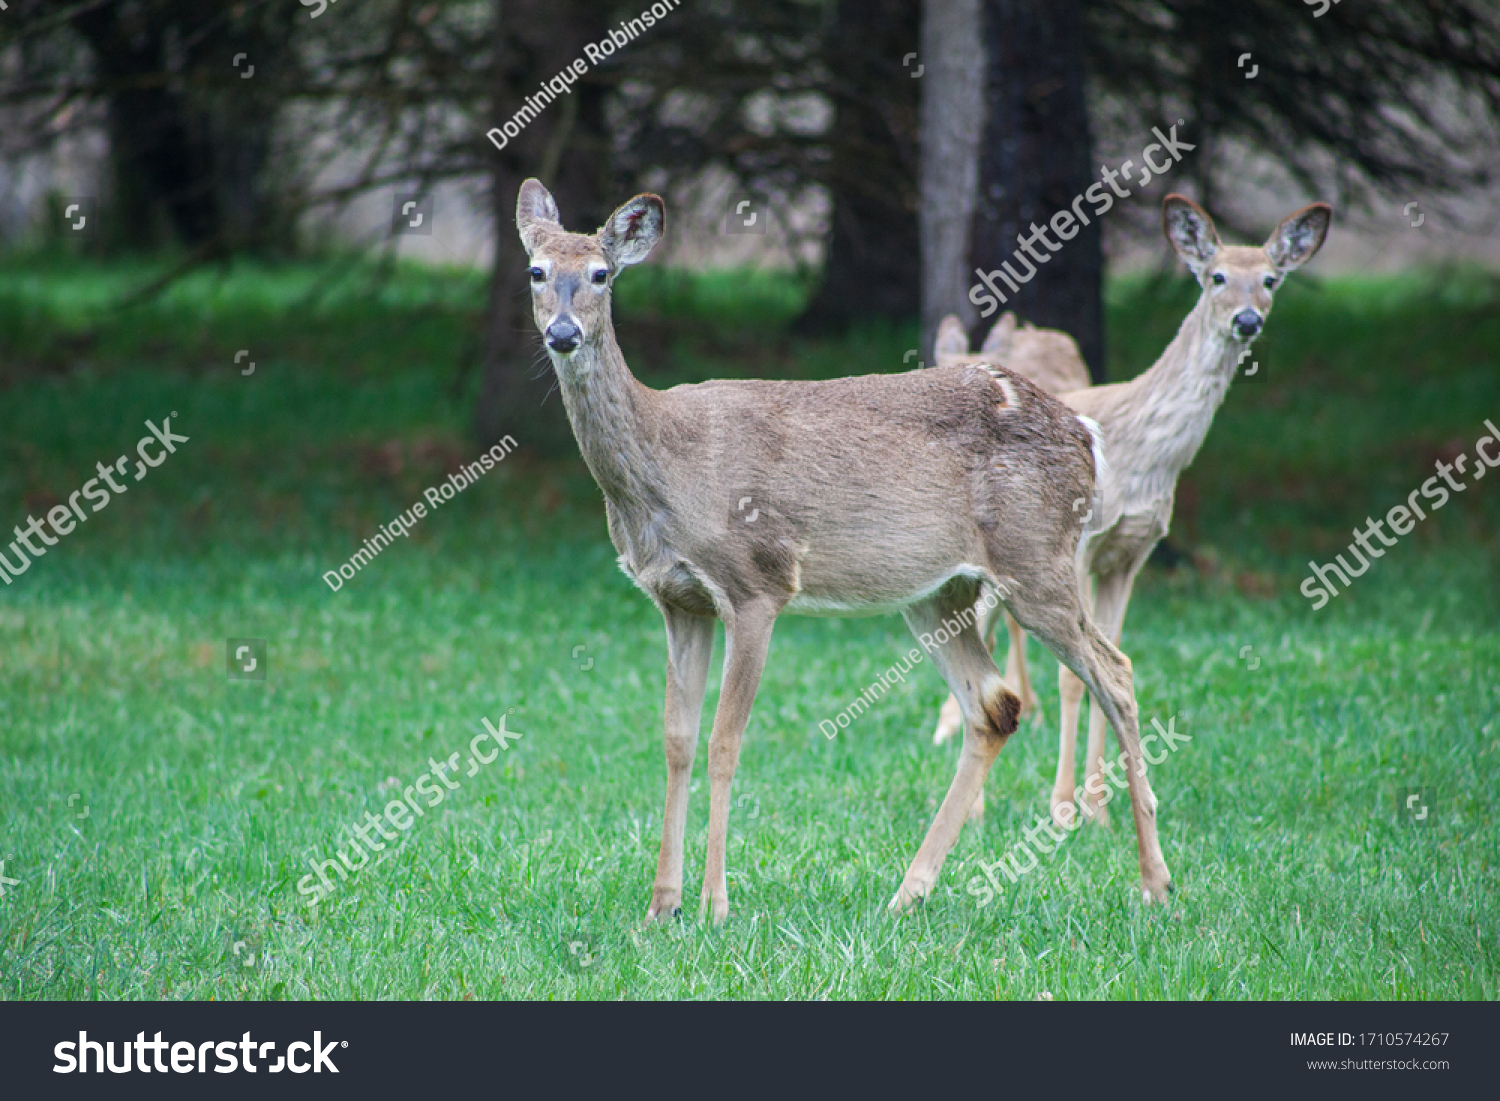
[646,606,714,923]
[1078,570,1136,827]
[972,600,1008,822]
[1002,611,1038,720]
[1078,631,1169,903]
[890,594,1021,911]
[1054,665,1089,828]
[698,600,777,924]
[932,596,1008,746]
[1007,572,1170,902]
[1052,576,1096,828]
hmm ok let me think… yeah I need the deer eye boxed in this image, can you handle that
[591,269,608,285]
[1263,275,1278,289]
[527,266,545,283]
[1211,272,1226,286]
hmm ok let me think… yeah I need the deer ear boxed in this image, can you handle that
[516,179,560,253]
[1266,202,1332,272]
[1162,194,1219,274]
[935,315,968,357]
[600,193,665,268]
[981,311,1018,354]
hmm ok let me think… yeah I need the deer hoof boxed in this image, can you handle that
[645,888,682,923]
[1049,794,1075,831]
[887,878,931,914]
[698,889,730,925]
[1140,867,1173,904]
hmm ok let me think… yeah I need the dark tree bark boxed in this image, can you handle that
[66,1,299,253]
[793,0,920,334]
[970,0,1105,381]
[476,0,612,457]
[70,2,217,249]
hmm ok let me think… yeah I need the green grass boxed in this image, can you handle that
[0,256,1496,999]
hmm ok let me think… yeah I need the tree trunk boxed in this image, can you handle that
[792,0,920,335]
[70,0,296,253]
[917,0,984,359]
[476,0,611,457]
[970,0,1105,381]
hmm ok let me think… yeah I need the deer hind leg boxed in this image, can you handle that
[932,596,1011,746]
[697,599,777,924]
[646,606,714,923]
[1006,572,1171,902]
[890,592,1021,912]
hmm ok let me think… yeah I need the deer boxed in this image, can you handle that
[930,194,1332,830]
[514,177,1172,922]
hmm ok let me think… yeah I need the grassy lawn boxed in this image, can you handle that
[0,256,1496,999]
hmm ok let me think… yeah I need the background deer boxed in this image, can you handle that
[931,195,1331,828]
[515,177,1172,921]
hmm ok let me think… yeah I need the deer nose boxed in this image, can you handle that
[546,318,581,352]
[1233,310,1262,339]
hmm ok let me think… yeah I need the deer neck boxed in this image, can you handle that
[1109,292,1240,500]
[553,325,666,508]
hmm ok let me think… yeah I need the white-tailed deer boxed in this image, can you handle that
[515,178,1171,921]
[931,195,1331,829]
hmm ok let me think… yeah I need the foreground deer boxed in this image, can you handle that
[515,178,1171,920]
[932,195,1331,829]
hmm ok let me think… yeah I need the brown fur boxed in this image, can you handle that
[981,681,1023,741]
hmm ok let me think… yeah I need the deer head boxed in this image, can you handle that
[1162,194,1331,343]
[516,178,664,362]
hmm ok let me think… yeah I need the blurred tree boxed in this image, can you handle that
[605,0,830,254]
[928,0,1500,379]
[916,0,982,358]
[793,0,919,333]
[1087,0,1500,238]
[475,0,613,457]
[971,0,1103,379]
[63,0,304,251]
[4,0,1498,409]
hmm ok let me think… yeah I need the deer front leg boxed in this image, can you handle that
[1079,691,1113,824]
[646,606,715,922]
[1074,569,1136,827]
[1053,665,1089,827]
[699,601,777,924]
[1053,564,1098,827]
